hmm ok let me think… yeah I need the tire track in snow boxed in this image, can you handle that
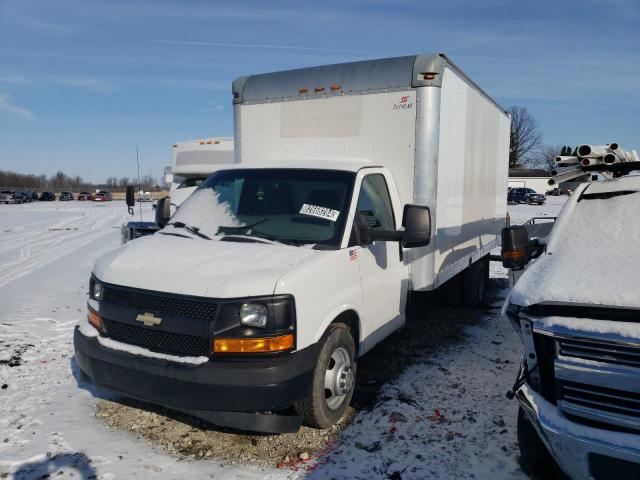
[0,209,122,289]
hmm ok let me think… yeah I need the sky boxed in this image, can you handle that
[0,0,638,183]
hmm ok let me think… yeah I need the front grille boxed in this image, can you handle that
[558,337,640,368]
[559,381,640,419]
[102,286,217,321]
[533,333,557,403]
[103,319,210,357]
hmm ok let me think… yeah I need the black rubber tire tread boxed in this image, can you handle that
[437,272,463,306]
[462,259,487,308]
[517,407,557,478]
[296,323,356,429]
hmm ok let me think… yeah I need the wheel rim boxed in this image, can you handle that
[323,346,354,410]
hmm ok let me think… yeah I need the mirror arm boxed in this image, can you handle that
[367,229,404,242]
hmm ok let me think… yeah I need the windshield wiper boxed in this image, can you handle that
[220,234,279,245]
[217,218,268,235]
[168,222,211,240]
[159,231,192,239]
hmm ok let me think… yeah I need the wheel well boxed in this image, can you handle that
[331,310,360,348]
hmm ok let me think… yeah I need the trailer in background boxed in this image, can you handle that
[169,137,234,206]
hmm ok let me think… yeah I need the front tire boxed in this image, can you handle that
[296,324,356,429]
[517,407,557,478]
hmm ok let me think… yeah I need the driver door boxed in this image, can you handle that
[352,172,409,352]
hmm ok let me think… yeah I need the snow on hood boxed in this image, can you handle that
[93,233,315,298]
[170,188,240,237]
[511,189,640,309]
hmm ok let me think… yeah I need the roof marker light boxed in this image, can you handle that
[330,84,341,91]
[314,86,325,93]
[422,72,438,80]
[298,88,308,94]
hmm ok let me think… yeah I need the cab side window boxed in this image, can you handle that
[357,174,395,230]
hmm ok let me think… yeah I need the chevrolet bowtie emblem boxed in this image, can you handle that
[135,312,162,326]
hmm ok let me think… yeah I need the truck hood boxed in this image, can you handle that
[93,233,316,298]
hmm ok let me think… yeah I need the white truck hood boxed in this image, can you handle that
[93,233,315,298]
[511,187,640,309]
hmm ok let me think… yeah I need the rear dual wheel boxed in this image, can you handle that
[437,257,489,308]
[296,324,356,429]
[462,258,489,308]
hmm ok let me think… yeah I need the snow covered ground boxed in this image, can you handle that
[0,197,566,479]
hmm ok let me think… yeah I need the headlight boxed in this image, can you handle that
[91,281,103,301]
[240,303,267,328]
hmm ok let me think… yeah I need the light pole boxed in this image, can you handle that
[136,145,142,221]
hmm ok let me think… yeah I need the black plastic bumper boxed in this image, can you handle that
[74,326,316,431]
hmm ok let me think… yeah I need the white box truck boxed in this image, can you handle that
[169,137,235,206]
[75,53,510,433]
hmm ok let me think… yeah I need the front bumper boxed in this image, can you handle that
[516,382,640,479]
[74,326,316,430]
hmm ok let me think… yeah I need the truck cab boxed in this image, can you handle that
[502,175,640,479]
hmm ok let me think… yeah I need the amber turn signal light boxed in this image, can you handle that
[214,334,294,353]
[87,308,104,332]
[502,249,527,260]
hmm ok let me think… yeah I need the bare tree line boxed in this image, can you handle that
[0,170,164,191]
[507,105,573,172]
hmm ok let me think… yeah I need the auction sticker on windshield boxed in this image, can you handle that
[299,203,340,222]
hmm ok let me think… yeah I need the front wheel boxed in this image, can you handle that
[517,407,557,477]
[296,324,356,429]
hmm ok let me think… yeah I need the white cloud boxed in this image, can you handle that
[206,102,224,112]
[49,76,114,93]
[154,39,387,55]
[0,93,33,120]
[0,74,30,85]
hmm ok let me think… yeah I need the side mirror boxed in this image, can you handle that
[155,196,171,228]
[501,226,541,270]
[402,204,431,248]
[125,185,135,214]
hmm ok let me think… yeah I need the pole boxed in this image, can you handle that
[136,145,142,221]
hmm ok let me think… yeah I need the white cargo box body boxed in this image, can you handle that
[232,53,509,290]
[171,137,235,176]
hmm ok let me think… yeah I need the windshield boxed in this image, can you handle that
[169,168,355,246]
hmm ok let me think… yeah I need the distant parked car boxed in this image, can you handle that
[0,190,20,204]
[77,191,94,201]
[59,191,75,201]
[93,191,112,202]
[507,187,546,205]
[24,191,38,202]
[39,191,56,201]
[545,187,561,196]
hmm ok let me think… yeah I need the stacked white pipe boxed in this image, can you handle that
[549,143,640,186]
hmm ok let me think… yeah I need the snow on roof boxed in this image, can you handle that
[511,178,640,309]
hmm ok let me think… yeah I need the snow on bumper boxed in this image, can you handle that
[516,383,640,479]
[73,321,316,414]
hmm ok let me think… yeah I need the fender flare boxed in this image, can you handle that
[313,304,364,356]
